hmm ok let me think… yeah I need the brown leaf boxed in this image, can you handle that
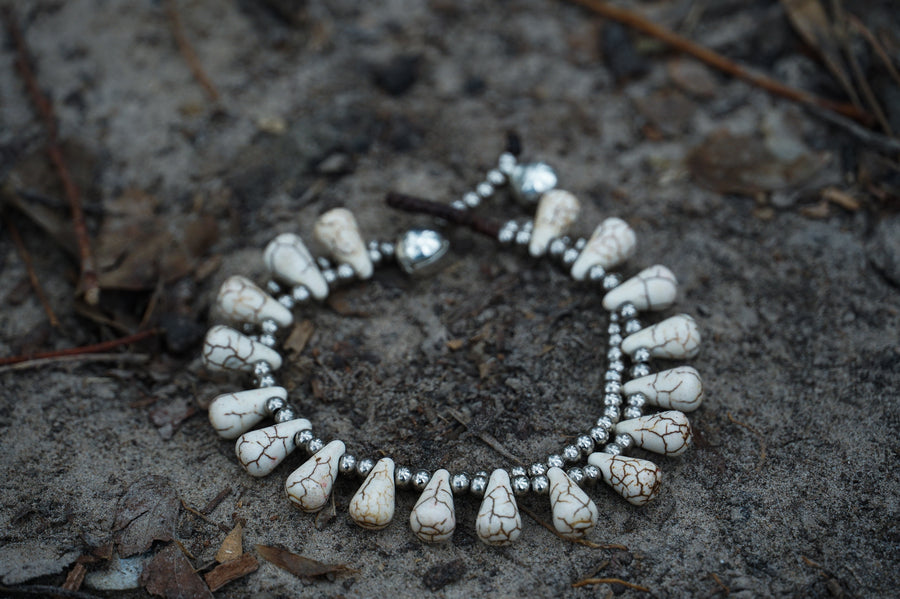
[215,523,243,563]
[204,553,259,592]
[284,320,315,354]
[255,544,353,579]
[114,476,181,558]
[140,544,213,599]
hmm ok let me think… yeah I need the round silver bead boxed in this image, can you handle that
[562,445,580,462]
[615,434,635,451]
[604,393,623,407]
[476,181,494,199]
[316,256,332,270]
[368,247,384,266]
[583,464,601,485]
[589,426,610,445]
[605,370,622,383]
[273,407,295,423]
[624,319,642,335]
[576,434,594,455]
[469,473,488,497]
[497,228,515,245]
[595,416,614,430]
[604,406,621,422]
[588,265,606,282]
[633,347,652,363]
[277,294,295,310]
[566,467,585,485]
[322,269,338,287]
[266,280,282,295]
[562,248,579,267]
[510,465,527,478]
[607,346,623,361]
[379,241,395,259]
[608,322,622,336]
[294,429,314,448]
[306,437,325,454]
[510,162,558,204]
[531,474,550,494]
[254,361,272,377]
[604,443,624,456]
[258,333,277,348]
[336,263,355,283]
[512,475,531,496]
[338,454,357,474]
[548,238,567,259]
[603,273,622,290]
[487,168,506,186]
[450,472,471,495]
[528,462,547,477]
[242,322,256,335]
[627,392,648,409]
[463,191,481,208]
[619,302,638,319]
[515,229,531,246]
[630,363,652,378]
[260,318,279,336]
[623,405,643,419]
[356,458,375,477]
[291,285,312,304]
[574,238,587,251]
[522,220,534,232]
[265,396,286,415]
[395,465,412,488]
[412,469,431,491]
[497,152,517,175]
[450,199,466,211]
[547,454,565,469]
[605,381,622,395]
[608,360,625,373]
[608,333,623,347]
[256,374,277,388]
[367,240,381,251]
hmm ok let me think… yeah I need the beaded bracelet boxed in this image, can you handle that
[200,143,703,545]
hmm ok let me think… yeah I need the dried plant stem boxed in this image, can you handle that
[385,192,501,238]
[0,328,161,367]
[5,217,60,328]
[165,0,220,102]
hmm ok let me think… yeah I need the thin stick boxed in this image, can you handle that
[385,192,501,238]
[6,217,60,327]
[564,0,871,125]
[0,328,161,366]
[0,353,150,374]
[519,504,627,549]
[164,0,220,102]
[4,9,101,305]
[848,16,900,91]
[571,577,651,592]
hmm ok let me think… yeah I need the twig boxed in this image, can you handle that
[5,216,60,327]
[709,572,730,595]
[564,0,871,125]
[806,104,900,154]
[4,8,101,305]
[385,192,501,238]
[164,0,220,102]
[571,577,651,592]
[201,487,233,515]
[848,15,900,91]
[727,412,767,471]
[0,352,150,374]
[0,328,161,366]
[181,498,231,532]
[519,504,626,548]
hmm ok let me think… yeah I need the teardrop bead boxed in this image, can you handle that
[570,217,636,280]
[621,314,700,360]
[623,366,704,412]
[314,208,373,279]
[202,325,283,373]
[529,190,580,257]
[235,418,311,477]
[208,387,285,439]
[546,467,599,539]
[409,469,455,543]
[216,275,293,327]
[349,458,395,529]
[263,233,329,300]
[615,411,692,456]
[602,265,677,312]
[588,452,662,506]
[285,440,345,512]
[475,469,522,545]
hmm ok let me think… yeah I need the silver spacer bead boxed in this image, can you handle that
[356,458,375,477]
[322,269,338,287]
[630,363,652,378]
[627,392,648,408]
[624,319,642,335]
[338,454,357,474]
[604,443,624,456]
[450,199,466,211]
[567,467,585,486]
[476,181,494,198]
[291,285,311,304]
[265,396,286,415]
[574,238,587,251]
[576,434,595,455]
[497,220,519,245]
[469,472,488,497]
[615,433,634,451]
[548,237,568,259]
[607,346,623,361]
[588,264,606,282]
[522,220,534,232]
[412,469,431,491]
[589,426,610,445]
[562,248,579,267]
[583,464,601,485]
[528,462,547,477]
[294,429,314,448]
[531,474,550,494]
[604,405,621,422]
[395,465,413,489]
[605,381,622,395]
[277,294,295,310]
[633,347,652,363]
[562,445,580,462]
[623,405,643,419]
[260,318,279,336]
[515,229,531,246]
[451,472,471,495]
[254,361,272,377]
[608,360,625,373]
[273,407,295,423]
[595,416,614,430]
[258,333,277,348]
[512,475,531,496]
[497,152,517,175]
[603,273,622,290]
[463,191,481,209]
[316,256,332,270]
[379,241,395,259]
[487,168,506,186]
[256,374,277,388]
[604,393,623,407]
[368,247,384,266]
[547,454,565,469]
[306,437,325,454]
[336,263,355,283]
[605,370,622,383]
[608,333,623,347]
[266,280,282,295]
[510,465,527,478]
[619,302,638,319]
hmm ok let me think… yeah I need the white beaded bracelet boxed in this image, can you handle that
[201,142,704,546]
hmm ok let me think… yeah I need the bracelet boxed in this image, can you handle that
[200,140,703,546]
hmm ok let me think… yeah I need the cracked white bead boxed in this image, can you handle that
[601,265,677,312]
[614,411,692,456]
[588,452,662,506]
[285,440,345,512]
[314,208,373,279]
[263,233,329,300]
[202,325,283,373]
[409,468,456,543]
[235,418,312,477]
[208,387,286,439]
[623,366,704,412]
[475,469,522,546]
[216,275,293,328]
[570,217,637,280]
[547,467,598,539]
[621,314,701,360]
[529,190,580,258]
[349,457,395,530]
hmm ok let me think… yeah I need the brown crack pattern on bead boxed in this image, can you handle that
[588,453,662,506]
[235,418,311,477]
[570,217,636,280]
[409,469,455,543]
[285,440,345,512]
[621,314,701,360]
[314,208,373,279]
[602,264,677,312]
[202,325,283,373]
[216,275,293,327]
[349,458,395,529]
[615,411,692,456]
[475,469,522,545]
[209,387,286,439]
[547,467,598,539]
[263,233,329,300]
[529,189,580,257]
[623,366,704,412]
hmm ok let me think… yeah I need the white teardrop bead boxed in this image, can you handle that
[235,418,311,477]
[546,467,599,539]
[623,366,704,412]
[570,217,636,280]
[349,458,395,529]
[529,190,581,257]
[621,314,700,360]
[602,265,677,312]
[216,275,293,328]
[588,452,662,506]
[202,325,283,373]
[263,233,329,300]
[409,469,455,543]
[475,469,522,546]
[208,387,286,439]
[285,440,345,512]
[314,208,373,279]
[615,411,692,456]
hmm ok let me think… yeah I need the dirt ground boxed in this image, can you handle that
[1,1,899,598]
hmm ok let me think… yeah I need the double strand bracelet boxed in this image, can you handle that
[200,145,704,545]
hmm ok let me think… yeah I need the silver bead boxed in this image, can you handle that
[627,392,648,409]
[265,396,286,415]
[512,475,531,496]
[260,318,279,336]
[487,168,506,186]
[588,265,606,282]
[368,247,384,266]
[607,346,623,361]
[469,472,488,496]
[294,429,314,447]
[528,462,547,477]
[256,374,277,388]
[515,229,531,246]
[583,464,601,484]
[497,152,517,175]
[608,360,625,373]
[450,199,466,211]
[322,269,338,287]
[338,454,357,474]
[596,416,614,429]
[273,407,295,423]
[451,472,470,494]
[259,333,277,347]
[316,256,332,270]
[623,405,643,419]
[604,405,621,422]
[336,263,355,283]
[379,241,395,259]
[356,458,375,477]
[531,474,550,494]
[476,181,494,198]
[562,248,579,266]
[289,285,311,304]
[619,302,638,319]
[562,445,580,462]
[510,466,527,478]
[603,273,622,290]
[548,237,568,259]
[412,469,431,491]
[608,333,623,347]
[630,363,652,378]
[605,381,622,395]
[576,434,594,455]
[510,162,558,204]
[277,294,295,310]
[605,370,622,383]
[574,238,587,251]
[615,433,634,451]
[266,280,282,295]
[633,347,652,363]
[306,437,324,453]
[395,465,413,488]
[254,361,272,377]
[624,319,642,335]
[604,443,623,456]
[566,467,585,486]
[589,426,610,445]
[522,220,534,232]
[463,191,481,209]
[241,322,256,335]
[604,393,623,407]
[547,454,565,469]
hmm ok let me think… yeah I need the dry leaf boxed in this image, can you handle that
[204,554,258,592]
[255,544,353,579]
[114,476,180,558]
[140,544,213,599]
[215,523,243,563]
[284,320,315,354]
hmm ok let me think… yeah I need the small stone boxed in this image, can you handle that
[475,469,522,546]
[602,264,678,311]
[409,468,456,543]
[235,418,312,477]
[285,440,345,512]
[202,325,283,373]
[623,366,704,412]
[588,452,662,506]
[208,387,287,439]
[264,233,329,300]
[349,457,395,529]
[570,218,637,280]
[547,467,599,539]
[314,208,373,279]
[529,190,580,257]
[621,314,700,360]
[614,411,692,456]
